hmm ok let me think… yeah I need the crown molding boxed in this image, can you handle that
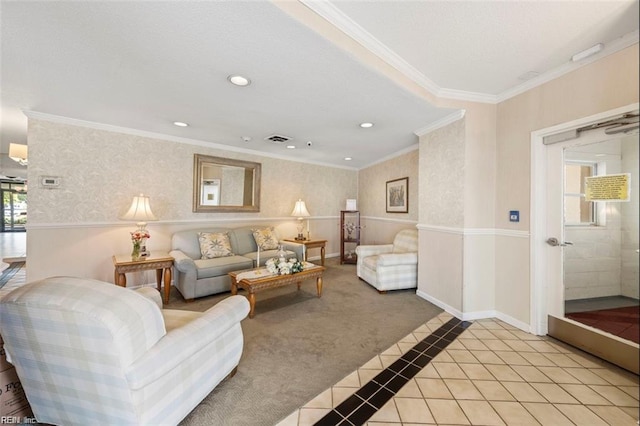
[359,143,419,169]
[299,0,441,96]
[302,2,639,106]
[496,30,639,103]
[414,110,466,136]
[23,111,359,171]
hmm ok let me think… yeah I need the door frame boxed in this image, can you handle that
[530,102,639,336]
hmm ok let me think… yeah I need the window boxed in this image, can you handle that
[564,162,596,225]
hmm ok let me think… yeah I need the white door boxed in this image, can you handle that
[533,105,639,373]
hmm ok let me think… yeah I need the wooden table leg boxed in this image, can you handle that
[248,292,256,319]
[317,276,323,297]
[230,278,238,295]
[155,269,162,292]
[320,246,325,266]
[116,271,126,287]
[163,267,171,304]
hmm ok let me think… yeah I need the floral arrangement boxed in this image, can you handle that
[343,222,358,235]
[265,257,304,275]
[131,230,150,242]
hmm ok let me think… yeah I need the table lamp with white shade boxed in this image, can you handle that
[121,194,157,258]
[290,199,310,241]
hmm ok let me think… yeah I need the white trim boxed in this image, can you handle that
[417,224,529,238]
[299,2,638,105]
[529,102,640,336]
[417,291,533,333]
[359,144,419,169]
[416,289,462,319]
[414,110,466,137]
[23,111,358,171]
[300,0,441,96]
[361,216,418,225]
[25,216,341,230]
[497,30,639,103]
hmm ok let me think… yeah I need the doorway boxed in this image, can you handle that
[531,104,639,374]
[1,182,27,232]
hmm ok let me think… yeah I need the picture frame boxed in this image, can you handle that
[386,177,408,213]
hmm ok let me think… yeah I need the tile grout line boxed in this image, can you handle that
[313,317,472,426]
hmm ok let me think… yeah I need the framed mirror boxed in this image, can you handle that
[193,154,261,212]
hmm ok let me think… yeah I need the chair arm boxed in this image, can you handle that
[280,241,304,260]
[377,252,418,267]
[355,244,394,258]
[169,250,196,274]
[134,287,163,309]
[125,296,250,389]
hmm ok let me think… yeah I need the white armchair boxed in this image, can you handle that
[0,276,249,426]
[355,229,418,293]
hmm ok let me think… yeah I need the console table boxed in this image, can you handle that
[112,252,173,304]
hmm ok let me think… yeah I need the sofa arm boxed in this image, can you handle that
[134,287,163,309]
[169,249,196,274]
[125,296,250,389]
[355,244,394,259]
[281,241,304,260]
[377,252,418,267]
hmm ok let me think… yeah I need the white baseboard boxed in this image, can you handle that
[417,289,532,333]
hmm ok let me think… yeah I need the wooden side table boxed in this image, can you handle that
[284,239,327,266]
[112,252,173,304]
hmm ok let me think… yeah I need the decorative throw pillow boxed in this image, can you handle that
[252,227,279,250]
[198,232,234,259]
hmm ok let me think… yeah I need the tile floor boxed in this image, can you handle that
[277,312,640,426]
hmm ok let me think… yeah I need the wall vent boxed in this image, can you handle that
[264,134,292,143]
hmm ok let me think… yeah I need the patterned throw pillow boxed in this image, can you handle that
[252,227,279,250]
[198,232,234,259]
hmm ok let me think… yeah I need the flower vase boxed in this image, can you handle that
[131,241,142,261]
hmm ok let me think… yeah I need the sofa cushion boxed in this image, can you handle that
[362,255,379,271]
[251,227,279,250]
[198,232,234,259]
[194,256,253,279]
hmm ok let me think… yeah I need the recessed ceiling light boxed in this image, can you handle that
[173,121,188,127]
[344,157,352,161]
[228,75,251,86]
[242,136,251,142]
[360,122,374,128]
[286,145,296,149]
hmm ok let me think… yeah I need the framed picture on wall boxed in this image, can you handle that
[386,177,408,213]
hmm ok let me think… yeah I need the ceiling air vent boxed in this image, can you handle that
[264,134,292,143]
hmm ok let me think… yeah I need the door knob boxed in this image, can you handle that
[546,237,573,247]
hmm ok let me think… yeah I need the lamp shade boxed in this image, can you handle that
[121,194,158,222]
[9,143,28,166]
[290,199,310,217]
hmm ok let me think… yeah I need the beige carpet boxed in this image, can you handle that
[167,258,442,426]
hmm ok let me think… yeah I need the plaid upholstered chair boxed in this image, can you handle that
[355,229,418,293]
[0,276,249,426]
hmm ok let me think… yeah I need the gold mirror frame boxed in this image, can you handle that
[193,154,261,212]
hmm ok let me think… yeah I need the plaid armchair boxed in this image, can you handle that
[0,276,249,425]
[355,229,418,293]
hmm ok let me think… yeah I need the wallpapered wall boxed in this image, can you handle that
[27,119,357,224]
[419,118,465,228]
[25,119,361,283]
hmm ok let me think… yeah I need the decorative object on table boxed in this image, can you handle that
[345,199,357,211]
[130,229,150,261]
[290,199,310,240]
[265,256,304,275]
[340,210,360,264]
[386,177,409,213]
[121,193,157,258]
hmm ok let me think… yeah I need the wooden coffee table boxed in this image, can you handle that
[229,264,325,318]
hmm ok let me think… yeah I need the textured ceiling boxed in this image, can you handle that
[1,0,638,178]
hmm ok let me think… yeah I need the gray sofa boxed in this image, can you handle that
[169,226,303,301]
